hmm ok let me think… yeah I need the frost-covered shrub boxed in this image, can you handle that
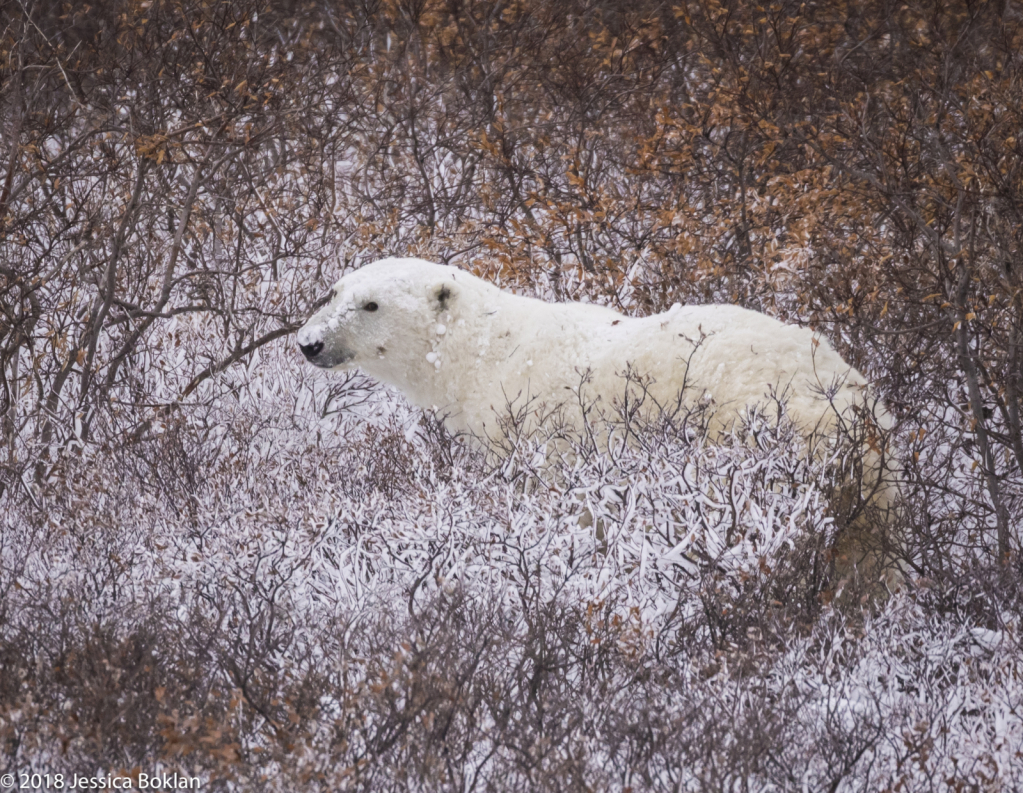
[2,373,1021,791]
[2,1,1022,786]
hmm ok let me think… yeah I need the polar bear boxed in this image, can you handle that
[297,257,898,580]
[298,257,888,445]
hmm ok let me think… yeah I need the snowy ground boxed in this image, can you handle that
[3,355,1021,791]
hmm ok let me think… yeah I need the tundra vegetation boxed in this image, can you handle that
[1,0,1022,790]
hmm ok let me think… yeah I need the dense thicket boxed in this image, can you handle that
[1,0,1022,789]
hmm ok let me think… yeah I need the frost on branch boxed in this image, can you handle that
[0,361,1021,789]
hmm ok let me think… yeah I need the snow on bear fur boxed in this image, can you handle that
[297,257,890,451]
[298,257,899,586]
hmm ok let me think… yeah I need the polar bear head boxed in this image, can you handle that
[297,258,467,402]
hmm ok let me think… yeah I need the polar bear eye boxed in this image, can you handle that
[364,301,379,312]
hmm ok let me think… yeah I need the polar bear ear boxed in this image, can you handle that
[431,281,459,312]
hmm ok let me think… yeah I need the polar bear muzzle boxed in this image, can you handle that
[299,336,355,368]
[297,321,356,369]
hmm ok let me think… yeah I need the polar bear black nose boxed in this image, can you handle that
[299,341,323,360]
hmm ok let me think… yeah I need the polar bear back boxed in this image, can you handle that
[455,299,868,441]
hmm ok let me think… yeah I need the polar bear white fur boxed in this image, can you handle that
[298,257,899,585]
[297,257,889,450]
